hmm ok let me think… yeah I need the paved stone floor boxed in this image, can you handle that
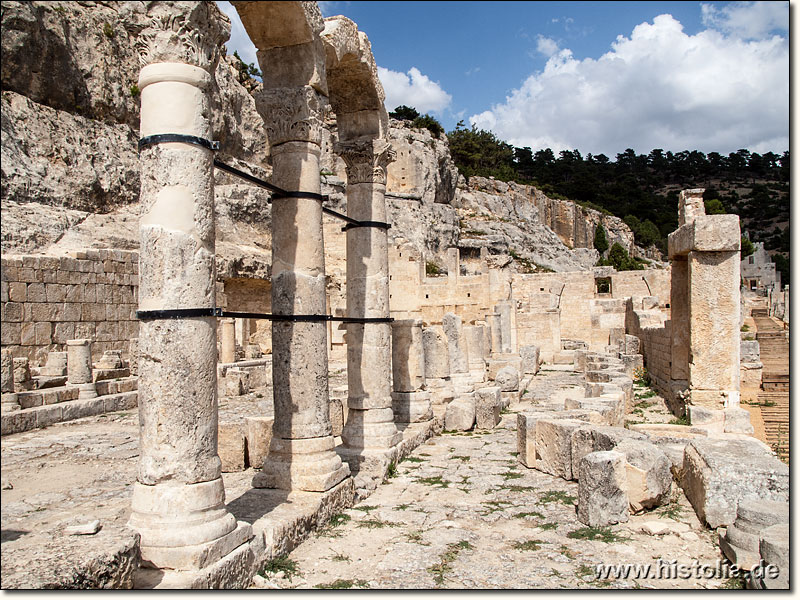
[256,370,734,590]
[1,366,738,589]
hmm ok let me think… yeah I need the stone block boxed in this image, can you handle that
[245,416,273,470]
[329,397,344,436]
[520,345,540,375]
[391,390,432,423]
[444,396,475,431]
[62,397,106,421]
[1,409,37,435]
[615,439,672,512]
[570,424,649,477]
[740,340,760,363]
[723,407,754,434]
[759,523,789,572]
[495,366,519,392]
[535,418,584,480]
[681,438,789,528]
[218,422,245,472]
[224,369,250,397]
[36,404,62,428]
[517,411,552,468]
[486,356,522,380]
[475,387,501,429]
[103,392,137,413]
[577,451,629,527]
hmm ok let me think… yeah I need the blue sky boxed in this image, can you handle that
[218,1,789,157]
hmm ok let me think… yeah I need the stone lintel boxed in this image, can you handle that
[668,215,741,258]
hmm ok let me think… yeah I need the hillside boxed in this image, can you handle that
[1,0,654,281]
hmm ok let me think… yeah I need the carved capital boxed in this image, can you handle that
[137,3,230,71]
[335,139,395,185]
[255,87,325,147]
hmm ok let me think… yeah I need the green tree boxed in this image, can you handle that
[593,225,609,254]
[704,198,726,215]
[741,236,755,257]
[389,105,420,120]
[232,50,261,82]
[412,114,444,138]
[603,242,642,271]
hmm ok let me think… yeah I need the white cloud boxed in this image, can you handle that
[378,67,452,115]
[469,13,788,156]
[216,1,258,67]
[536,35,559,57]
[701,1,788,39]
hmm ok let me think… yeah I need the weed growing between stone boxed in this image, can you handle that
[512,539,545,551]
[314,578,369,589]
[538,490,576,505]
[259,556,299,581]
[567,526,628,543]
[428,541,474,586]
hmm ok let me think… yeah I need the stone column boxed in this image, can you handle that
[252,86,348,492]
[391,319,432,423]
[464,324,486,373]
[66,339,97,399]
[128,9,251,571]
[486,313,503,355]
[220,318,236,364]
[784,285,789,324]
[495,301,514,353]
[1,349,18,411]
[422,325,454,404]
[337,139,402,470]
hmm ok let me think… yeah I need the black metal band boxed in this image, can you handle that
[342,221,391,232]
[137,308,221,320]
[139,134,220,152]
[137,308,392,324]
[271,190,327,202]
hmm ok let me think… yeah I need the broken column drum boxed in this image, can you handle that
[66,338,97,399]
[129,10,250,571]
[254,85,349,491]
[391,319,432,423]
[339,139,403,458]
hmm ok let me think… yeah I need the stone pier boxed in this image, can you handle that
[668,189,742,414]
[246,5,348,491]
[66,339,97,399]
[391,319,432,423]
[486,313,503,355]
[128,5,251,574]
[220,318,236,364]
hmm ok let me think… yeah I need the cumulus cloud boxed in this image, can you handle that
[536,35,560,57]
[216,1,258,66]
[701,1,788,39]
[378,67,452,115]
[469,11,788,155]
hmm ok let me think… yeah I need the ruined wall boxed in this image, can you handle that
[1,250,139,364]
[625,299,674,402]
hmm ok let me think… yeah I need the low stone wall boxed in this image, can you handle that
[1,250,139,364]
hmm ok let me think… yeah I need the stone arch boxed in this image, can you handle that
[320,16,388,141]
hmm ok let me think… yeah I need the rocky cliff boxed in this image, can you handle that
[1,0,645,279]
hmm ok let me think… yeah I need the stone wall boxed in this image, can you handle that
[625,299,674,405]
[1,250,139,364]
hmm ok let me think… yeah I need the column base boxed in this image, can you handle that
[450,372,475,394]
[426,377,455,405]
[341,407,403,450]
[337,444,401,478]
[76,382,98,399]
[391,391,433,423]
[129,478,244,571]
[253,435,350,492]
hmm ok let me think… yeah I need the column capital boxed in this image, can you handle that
[255,86,325,147]
[136,3,230,71]
[335,139,396,185]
